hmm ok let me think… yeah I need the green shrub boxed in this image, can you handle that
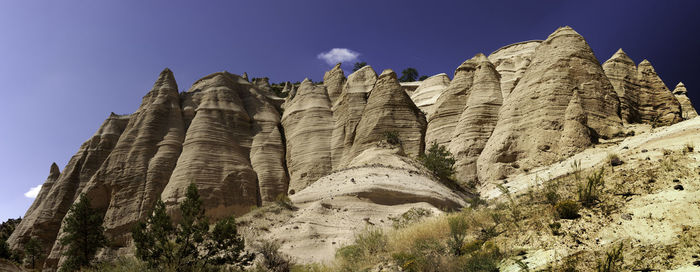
[419,142,456,182]
[549,222,562,235]
[383,131,401,146]
[275,193,296,211]
[254,240,291,272]
[447,215,468,256]
[607,153,622,167]
[544,180,560,206]
[23,237,41,269]
[555,200,580,220]
[458,241,502,272]
[578,168,605,208]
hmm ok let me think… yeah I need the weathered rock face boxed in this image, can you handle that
[163,72,287,220]
[673,82,697,119]
[281,79,334,193]
[9,113,129,267]
[349,70,427,160]
[488,40,541,99]
[558,90,592,157]
[637,60,682,125]
[477,26,622,182]
[602,49,641,124]
[47,69,185,267]
[330,65,377,169]
[449,55,502,188]
[425,57,478,147]
[323,63,346,105]
[409,73,450,118]
[399,81,421,96]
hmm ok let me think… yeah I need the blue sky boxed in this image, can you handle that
[1,0,699,222]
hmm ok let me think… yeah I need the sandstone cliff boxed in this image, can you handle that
[323,63,345,105]
[636,60,682,125]
[408,73,450,118]
[603,49,641,124]
[673,82,697,119]
[488,40,541,99]
[477,26,622,182]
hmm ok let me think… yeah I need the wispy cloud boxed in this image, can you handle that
[317,48,360,66]
[24,185,42,198]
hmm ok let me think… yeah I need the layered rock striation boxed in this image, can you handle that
[636,60,682,125]
[488,40,541,99]
[602,49,641,124]
[673,82,697,119]
[408,73,450,118]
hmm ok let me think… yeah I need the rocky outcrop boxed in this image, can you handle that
[281,79,334,193]
[425,57,478,147]
[330,65,377,169]
[163,72,287,221]
[558,90,592,157]
[323,63,346,105]
[399,81,421,96]
[349,70,427,160]
[636,60,682,125]
[9,113,129,267]
[477,26,622,182]
[47,69,185,267]
[450,55,502,188]
[409,73,450,118]
[488,40,541,99]
[602,49,641,124]
[673,82,697,119]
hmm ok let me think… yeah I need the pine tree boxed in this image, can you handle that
[205,216,244,265]
[59,194,106,272]
[353,62,367,72]
[174,183,209,269]
[399,67,419,82]
[23,237,41,269]
[132,199,175,269]
[419,142,456,182]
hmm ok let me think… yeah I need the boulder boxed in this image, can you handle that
[323,63,346,105]
[281,79,334,193]
[425,57,478,147]
[636,60,682,125]
[330,65,377,169]
[409,73,450,118]
[488,40,541,99]
[602,49,641,124]
[477,26,622,182]
[450,54,502,188]
[672,82,697,119]
[349,69,427,161]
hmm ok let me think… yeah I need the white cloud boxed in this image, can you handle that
[24,184,42,198]
[317,48,360,66]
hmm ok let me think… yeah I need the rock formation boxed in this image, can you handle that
[8,113,129,266]
[349,70,427,160]
[399,81,421,96]
[477,26,622,182]
[281,79,334,193]
[425,57,478,147]
[330,65,377,169]
[636,60,682,125]
[602,49,641,124]
[488,40,541,99]
[409,73,450,118]
[449,54,502,188]
[323,63,346,105]
[673,82,697,119]
[558,90,592,157]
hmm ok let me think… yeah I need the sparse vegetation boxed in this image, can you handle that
[606,153,622,167]
[275,193,296,211]
[388,207,433,229]
[23,237,41,269]
[578,168,605,208]
[684,142,694,153]
[399,68,419,82]
[0,217,21,261]
[596,243,624,272]
[383,130,401,146]
[352,62,367,72]
[253,240,292,272]
[419,142,456,183]
[447,215,468,255]
[554,200,580,220]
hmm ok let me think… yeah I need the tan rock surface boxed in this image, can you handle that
[330,65,377,169]
[349,69,427,162]
[47,69,185,267]
[281,79,334,193]
[558,90,592,157]
[477,26,622,182]
[602,49,642,124]
[449,55,502,188]
[672,82,697,119]
[409,73,450,118]
[9,113,129,267]
[425,57,478,147]
[323,63,345,105]
[488,40,541,99]
[637,60,682,125]
[399,81,421,96]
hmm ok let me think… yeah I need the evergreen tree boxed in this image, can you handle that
[132,199,175,269]
[419,75,429,81]
[0,239,11,260]
[399,67,419,82]
[59,194,106,272]
[23,237,41,269]
[174,183,209,269]
[419,142,456,182]
[205,216,244,265]
[353,62,367,72]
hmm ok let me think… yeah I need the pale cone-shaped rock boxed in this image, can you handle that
[477,26,622,182]
[348,69,427,161]
[323,63,346,105]
[672,82,697,119]
[636,60,682,125]
[602,48,642,124]
[559,90,592,157]
[409,73,450,118]
[164,71,287,221]
[281,79,334,193]
[10,113,129,268]
[488,40,541,99]
[425,57,478,147]
[48,68,185,267]
[450,54,502,188]
[330,65,377,169]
